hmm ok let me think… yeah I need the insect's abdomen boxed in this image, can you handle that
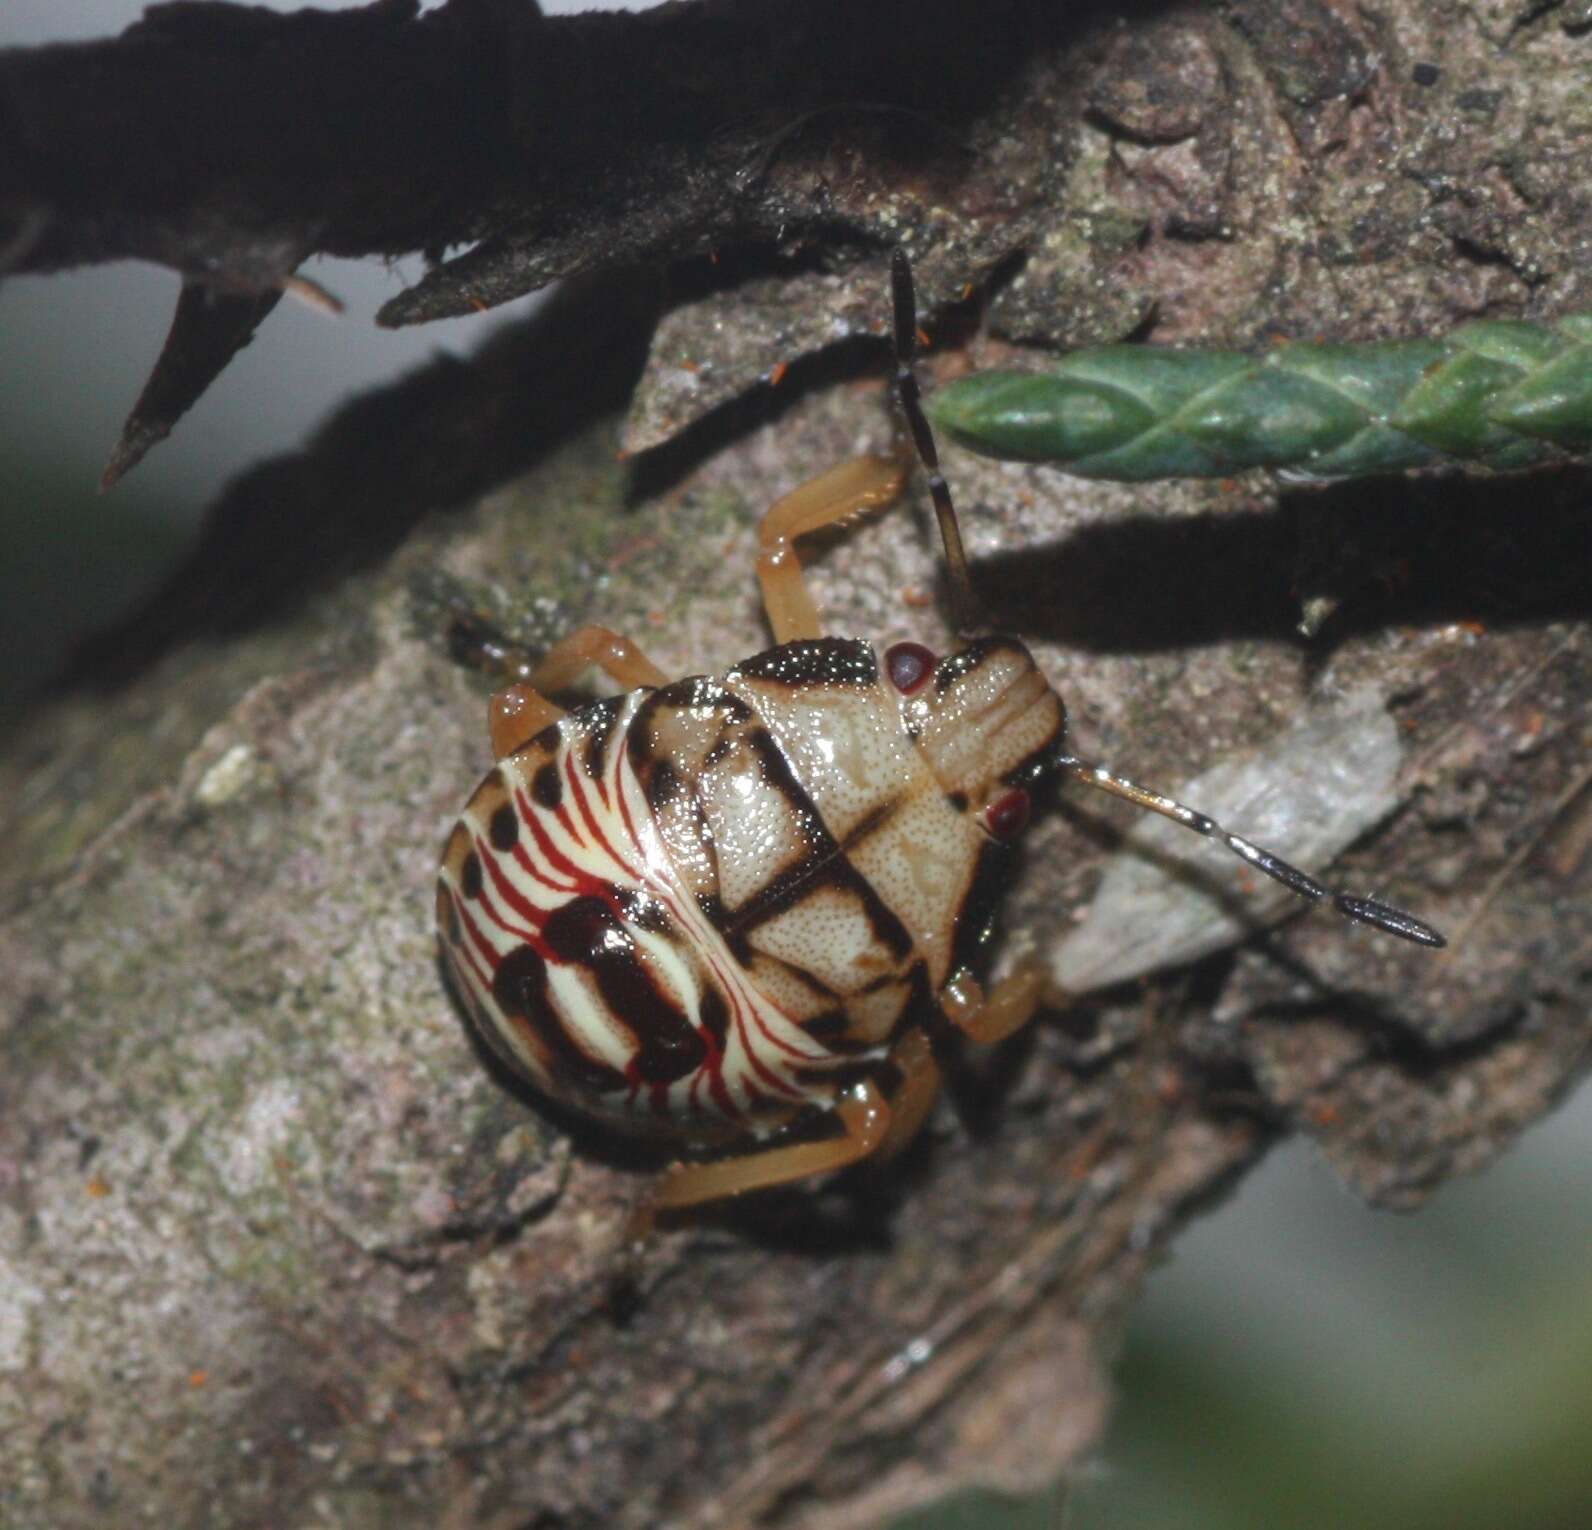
[436,641,994,1140]
[440,692,792,1135]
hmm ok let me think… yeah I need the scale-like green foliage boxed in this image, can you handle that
[927,316,1592,481]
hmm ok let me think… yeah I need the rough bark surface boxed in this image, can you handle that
[2,2,1591,1528]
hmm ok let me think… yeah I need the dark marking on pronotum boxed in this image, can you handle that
[839,795,902,853]
[732,834,915,962]
[762,952,839,999]
[461,849,484,899]
[947,837,1011,979]
[836,861,916,959]
[803,1008,880,1055]
[931,634,1029,694]
[722,728,915,960]
[696,890,732,937]
[737,636,879,689]
[653,675,754,719]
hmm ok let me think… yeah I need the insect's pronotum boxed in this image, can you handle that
[436,253,1444,1214]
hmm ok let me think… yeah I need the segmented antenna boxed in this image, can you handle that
[891,249,977,634]
[1058,753,1447,948]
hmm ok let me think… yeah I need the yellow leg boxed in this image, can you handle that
[870,1027,943,1164]
[650,1081,892,1212]
[756,454,908,643]
[489,683,564,760]
[527,624,669,692]
[940,966,1054,1045]
[484,624,668,760]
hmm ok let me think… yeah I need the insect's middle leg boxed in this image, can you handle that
[757,454,907,643]
[870,1027,942,1164]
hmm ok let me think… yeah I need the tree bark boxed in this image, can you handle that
[2,2,1591,1527]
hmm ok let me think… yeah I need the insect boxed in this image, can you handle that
[928,312,1592,481]
[436,252,1444,1215]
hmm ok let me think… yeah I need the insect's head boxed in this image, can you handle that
[882,634,1064,841]
[887,253,1067,839]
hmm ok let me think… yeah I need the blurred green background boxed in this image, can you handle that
[4,6,1589,1527]
[895,1113,1592,1530]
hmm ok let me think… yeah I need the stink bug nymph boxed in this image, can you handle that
[436,253,1444,1214]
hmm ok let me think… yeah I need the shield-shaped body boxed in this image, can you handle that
[437,636,1062,1142]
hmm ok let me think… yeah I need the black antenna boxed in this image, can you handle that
[1057,752,1447,947]
[891,249,977,634]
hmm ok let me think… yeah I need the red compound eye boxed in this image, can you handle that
[885,641,937,694]
[984,789,1030,841]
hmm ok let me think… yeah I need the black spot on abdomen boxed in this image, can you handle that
[531,761,563,810]
[489,801,520,851]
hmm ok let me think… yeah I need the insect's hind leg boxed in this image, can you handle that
[526,625,670,692]
[647,1081,893,1212]
[450,613,670,758]
[756,455,908,643]
[499,626,668,758]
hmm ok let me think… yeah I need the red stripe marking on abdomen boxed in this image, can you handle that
[475,832,554,943]
[564,748,640,883]
[608,764,771,1120]
[452,888,507,979]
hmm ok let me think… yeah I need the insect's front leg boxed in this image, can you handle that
[756,454,907,642]
[940,966,1058,1046]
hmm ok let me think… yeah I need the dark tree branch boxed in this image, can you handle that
[0,0,1048,291]
[2,0,1072,478]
